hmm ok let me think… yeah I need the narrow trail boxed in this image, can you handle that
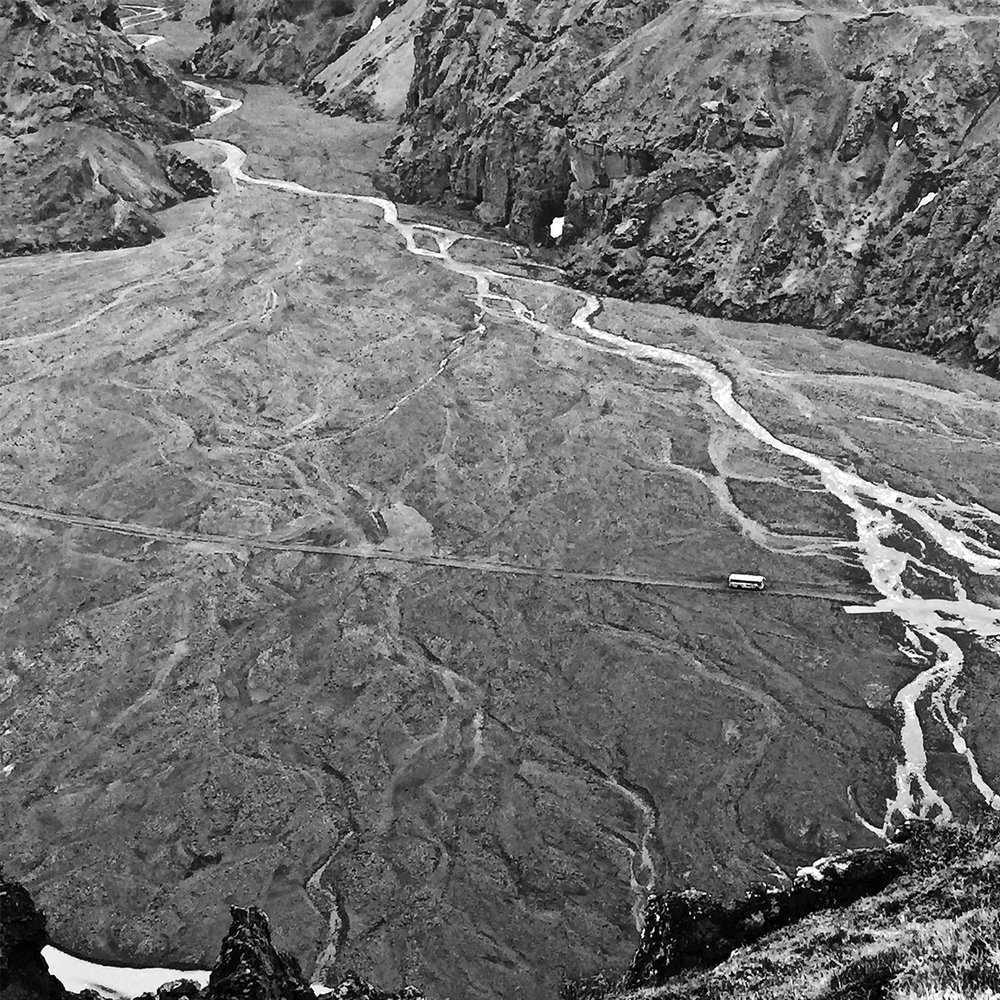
[188,90,1000,835]
[0,498,858,600]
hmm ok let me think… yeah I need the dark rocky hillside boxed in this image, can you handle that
[196,0,385,83]
[0,0,210,255]
[4,819,998,1000]
[376,0,1000,375]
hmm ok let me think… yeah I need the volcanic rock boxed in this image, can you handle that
[0,0,211,256]
[205,907,314,1000]
[0,866,69,1000]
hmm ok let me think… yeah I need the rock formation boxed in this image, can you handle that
[0,0,210,256]
[0,865,70,1000]
[0,874,428,1000]
[196,0,384,84]
[374,0,1000,374]
[622,843,906,988]
[204,907,315,1000]
[563,817,1000,999]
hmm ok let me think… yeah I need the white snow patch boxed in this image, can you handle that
[43,947,333,999]
[42,948,210,999]
[917,191,938,209]
[891,120,899,134]
[368,14,382,32]
[549,216,565,239]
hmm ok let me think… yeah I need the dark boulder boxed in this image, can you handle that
[157,149,215,201]
[205,906,314,1000]
[0,866,69,1000]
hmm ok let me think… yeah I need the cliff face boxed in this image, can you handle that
[4,820,997,1000]
[377,0,1000,374]
[0,0,210,256]
[196,0,384,84]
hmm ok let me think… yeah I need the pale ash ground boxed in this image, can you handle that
[2,5,1000,996]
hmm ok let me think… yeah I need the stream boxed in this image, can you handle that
[191,121,1000,834]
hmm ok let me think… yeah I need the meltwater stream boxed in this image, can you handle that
[192,78,1000,838]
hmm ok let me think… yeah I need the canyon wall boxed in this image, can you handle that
[375,0,1000,374]
[196,0,384,83]
[0,0,211,255]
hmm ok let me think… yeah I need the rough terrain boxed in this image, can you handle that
[0,0,209,255]
[573,818,1000,1000]
[5,814,998,1000]
[372,0,1000,372]
[196,0,384,84]
[2,6,1000,1000]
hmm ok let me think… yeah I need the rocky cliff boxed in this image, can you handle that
[566,817,1000,999]
[196,0,383,83]
[4,819,997,1000]
[375,0,1000,375]
[0,0,211,256]
[180,0,1000,373]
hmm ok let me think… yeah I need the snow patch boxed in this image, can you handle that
[549,216,565,239]
[917,191,938,209]
[368,14,382,32]
[43,947,333,999]
[42,948,210,999]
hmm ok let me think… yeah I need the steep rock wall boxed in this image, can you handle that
[0,0,210,255]
[196,0,385,83]
[378,0,1000,374]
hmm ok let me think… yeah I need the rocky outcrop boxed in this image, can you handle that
[205,907,315,1000]
[376,0,1000,374]
[195,0,384,84]
[0,0,210,256]
[623,844,906,988]
[562,817,1000,999]
[0,882,429,1000]
[0,866,69,1000]
[379,0,673,244]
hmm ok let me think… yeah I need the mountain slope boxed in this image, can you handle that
[564,817,1000,1000]
[196,0,384,83]
[376,0,1000,375]
[185,0,1000,373]
[0,0,210,255]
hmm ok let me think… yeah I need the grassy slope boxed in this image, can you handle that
[575,820,1000,1000]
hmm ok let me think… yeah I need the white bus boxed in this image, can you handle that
[728,573,765,590]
